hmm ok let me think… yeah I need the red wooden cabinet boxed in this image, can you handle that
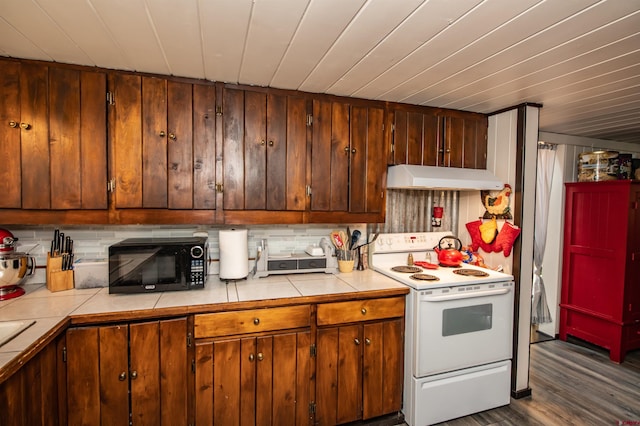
[560,181,640,362]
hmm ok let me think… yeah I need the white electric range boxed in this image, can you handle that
[370,232,515,426]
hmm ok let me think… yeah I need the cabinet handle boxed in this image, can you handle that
[8,120,18,128]
[365,338,371,346]
[261,140,266,146]
[354,338,361,345]
[159,130,166,137]
[445,149,451,153]
[351,148,356,154]
[118,371,127,381]
[268,140,274,146]
[249,353,255,362]
[257,352,264,361]
[253,318,260,325]
[130,370,138,380]
[20,122,31,130]
[361,308,367,315]
[344,147,349,154]
[168,133,176,141]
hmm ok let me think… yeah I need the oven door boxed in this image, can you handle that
[414,282,514,377]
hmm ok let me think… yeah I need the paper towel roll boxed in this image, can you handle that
[219,229,249,280]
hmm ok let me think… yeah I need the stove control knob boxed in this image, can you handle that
[407,253,414,266]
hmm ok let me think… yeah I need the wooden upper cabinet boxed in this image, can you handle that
[440,111,488,169]
[391,106,440,167]
[351,105,385,214]
[0,59,107,210]
[391,105,487,169]
[310,99,350,212]
[110,73,217,210]
[223,87,307,211]
[311,100,385,215]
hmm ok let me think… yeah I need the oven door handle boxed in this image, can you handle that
[421,287,511,302]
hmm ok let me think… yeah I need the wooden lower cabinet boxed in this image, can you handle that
[0,334,66,426]
[195,331,311,426]
[194,305,311,425]
[65,317,189,425]
[315,297,405,425]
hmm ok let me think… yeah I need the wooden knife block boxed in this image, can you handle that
[46,254,74,292]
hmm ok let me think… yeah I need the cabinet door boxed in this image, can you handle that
[0,61,53,210]
[316,325,363,425]
[350,105,385,214]
[50,68,108,209]
[362,319,403,420]
[0,61,107,211]
[167,81,194,209]
[224,88,306,211]
[0,61,22,208]
[392,107,440,166]
[66,324,129,426]
[0,334,64,426]
[310,99,350,212]
[111,73,143,208]
[316,318,404,425]
[440,112,487,169]
[196,331,310,426]
[141,78,194,209]
[66,319,188,426]
[193,84,218,209]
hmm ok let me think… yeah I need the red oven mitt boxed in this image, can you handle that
[494,221,521,256]
[465,220,495,253]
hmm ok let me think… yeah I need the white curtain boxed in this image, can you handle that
[532,143,555,324]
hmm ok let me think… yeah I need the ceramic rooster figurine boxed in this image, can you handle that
[481,184,512,219]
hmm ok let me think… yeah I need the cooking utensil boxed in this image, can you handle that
[330,231,345,251]
[434,236,463,267]
[350,230,361,249]
[352,232,379,251]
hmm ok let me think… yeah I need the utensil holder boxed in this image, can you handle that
[46,254,74,292]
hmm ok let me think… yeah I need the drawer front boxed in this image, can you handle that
[194,305,311,338]
[268,259,297,270]
[317,297,405,326]
[298,258,326,269]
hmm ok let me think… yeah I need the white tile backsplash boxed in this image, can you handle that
[8,224,367,284]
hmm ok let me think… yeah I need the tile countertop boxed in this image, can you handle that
[0,270,408,374]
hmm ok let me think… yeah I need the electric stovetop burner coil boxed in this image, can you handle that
[409,273,439,281]
[391,266,422,273]
[453,269,490,277]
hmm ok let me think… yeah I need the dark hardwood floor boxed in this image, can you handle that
[433,338,640,425]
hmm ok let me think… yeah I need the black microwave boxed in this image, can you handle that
[108,237,208,294]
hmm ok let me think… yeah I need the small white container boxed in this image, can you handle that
[74,258,108,289]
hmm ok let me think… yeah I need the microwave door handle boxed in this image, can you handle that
[421,287,511,302]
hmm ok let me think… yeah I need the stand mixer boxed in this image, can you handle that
[0,228,36,300]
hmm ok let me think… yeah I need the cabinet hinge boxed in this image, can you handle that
[192,359,196,374]
[310,343,316,357]
[107,179,116,193]
[215,105,223,116]
[187,332,192,348]
[306,114,313,127]
[309,402,316,415]
[106,91,115,105]
[62,346,67,363]
[306,185,312,197]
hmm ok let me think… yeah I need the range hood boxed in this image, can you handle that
[386,165,504,191]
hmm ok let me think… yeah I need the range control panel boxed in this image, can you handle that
[371,232,453,253]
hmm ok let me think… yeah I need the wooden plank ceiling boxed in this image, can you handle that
[1,0,639,144]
